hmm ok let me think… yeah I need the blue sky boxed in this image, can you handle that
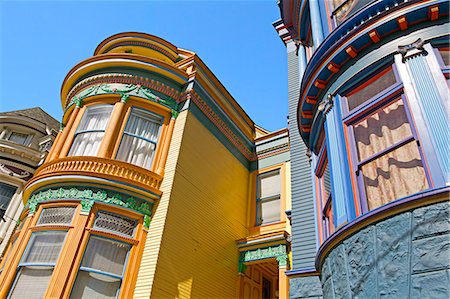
[0,1,288,131]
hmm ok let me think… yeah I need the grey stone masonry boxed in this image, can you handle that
[290,275,323,299]
[319,201,450,299]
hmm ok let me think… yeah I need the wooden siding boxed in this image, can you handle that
[286,47,318,269]
[136,109,250,298]
[133,110,188,298]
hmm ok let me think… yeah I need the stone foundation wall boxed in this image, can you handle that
[290,275,323,299]
[320,201,450,299]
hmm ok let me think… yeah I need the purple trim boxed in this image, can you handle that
[315,186,450,270]
[285,268,319,277]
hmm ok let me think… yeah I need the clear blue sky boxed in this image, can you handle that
[0,1,288,131]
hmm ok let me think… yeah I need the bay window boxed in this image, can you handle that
[343,66,430,212]
[70,211,136,298]
[316,153,334,240]
[9,231,67,298]
[68,105,113,157]
[256,170,281,225]
[116,108,162,169]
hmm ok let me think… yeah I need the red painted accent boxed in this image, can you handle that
[397,16,408,30]
[302,111,313,119]
[306,96,318,105]
[345,46,358,58]
[314,80,327,89]
[369,30,380,43]
[302,125,311,133]
[327,62,340,73]
[429,6,439,21]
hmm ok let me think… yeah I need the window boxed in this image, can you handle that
[332,0,371,26]
[344,67,429,212]
[256,170,281,225]
[345,67,397,111]
[9,231,66,298]
[70,211,137,298]
[68,105,113,157]
[37,207,76,226]
[71,236,130,298]
[116,108,162,169]
[0,182,17,215]
[318,159,334,239]
[7,132,29,145]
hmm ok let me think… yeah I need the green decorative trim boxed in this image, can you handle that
[27,187,153,218]
[80,199,94,213]
[238,244,288,272]
[66,83,179,113]
[238,263,247,273]
[143,215,151,229]
[171,110,179,119]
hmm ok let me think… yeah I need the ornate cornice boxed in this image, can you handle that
[398,38,428,62]
[256,143,290,159]
[65,74,181,114]
[27,186,153,228]
[185,90,256,161]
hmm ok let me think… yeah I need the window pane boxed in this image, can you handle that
[258,170,281,199]
[346,68,396,110]
[9,267,53,299]
[81,236,129,276]
[71,270,120,299]
[116,108,162,169]
[8,132,28,145]
[37,207,76,226]
[116,135,156,169]
[69,132,105,156]
[322,163,331,206]
[22,231,66,264]
[0,182,17,210]
[354,99,413,161]
[77,105,113,132]
[68,105,113,157]
[334,0,372,25]
[361,141,428,210]
[94,211,136,237]
[261,198,281,224]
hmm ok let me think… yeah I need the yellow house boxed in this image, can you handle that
[0,32,291,298]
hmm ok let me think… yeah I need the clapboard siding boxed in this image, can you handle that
[148,110,249,298]
[286,46,318,270]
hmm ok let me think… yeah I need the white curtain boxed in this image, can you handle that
[261,198,281,224]
[258,170,280,198]
[22,231,66,264]
[80,236,129,276]
[68,105,113,157]
[116,109,161,169]
[9,267,53,299]
[71,271,121,299]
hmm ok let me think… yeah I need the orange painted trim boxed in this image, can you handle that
[301,110,313,119]
[397,16,408,30]
[306,96,317,105]
[97,100,127,158]
[429,5,439,20]
[369,30,381,43]
[46,205,89,298]
[58,104,87,158]
[156,117,176,176]
[302,125,311,133]
[314,79,327,89]
[345,46,358,58]
[327,62,340,73]
[49,106,80,161]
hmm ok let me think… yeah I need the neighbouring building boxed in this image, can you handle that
[0,33,293,298]
[275,0,449,298]
[0,108,59,256]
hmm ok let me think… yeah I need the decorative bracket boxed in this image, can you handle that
[398,38,427,62]
[318,93,334,115]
